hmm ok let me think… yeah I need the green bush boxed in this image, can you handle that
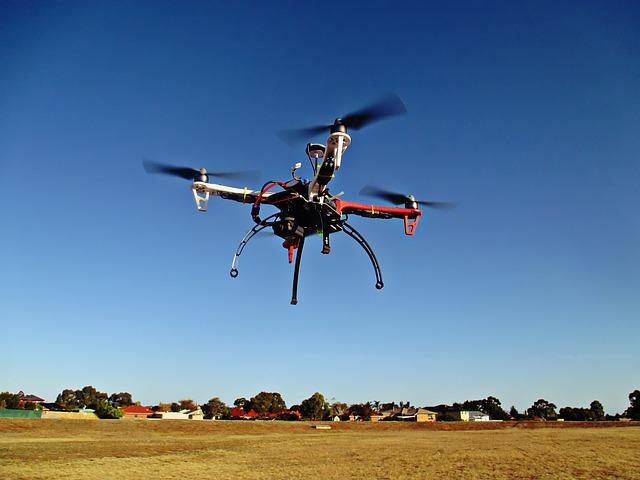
[95,400,123,419]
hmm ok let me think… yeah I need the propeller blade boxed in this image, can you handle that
[207,170,261,181]
[143,160,199,180]
[416,200,458,210]
[277,125,331,146]
[277,93,407,144]
[143,160,260,182]
[359,185,407,205]
[341,93,407,130]
[359,184,456,210]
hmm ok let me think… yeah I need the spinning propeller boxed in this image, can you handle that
[143,160,260,182]
[359,185,457,210]
[278,93,407,145]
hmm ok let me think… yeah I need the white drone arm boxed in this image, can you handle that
[308,131,351,197]
[191,182,274,212]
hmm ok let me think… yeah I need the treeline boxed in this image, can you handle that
[429,397,607,421]
[431,397,610,422]
[2,388,640,421]
[0,392,39,410]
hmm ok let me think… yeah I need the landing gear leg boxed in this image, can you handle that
[322,231,331,254]
[342,222,384,290]
[230,213,279,277]
[290,235,305,305]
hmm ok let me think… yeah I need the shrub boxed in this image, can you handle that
[95,400,123,419]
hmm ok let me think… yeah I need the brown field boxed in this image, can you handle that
[1,419,639,479]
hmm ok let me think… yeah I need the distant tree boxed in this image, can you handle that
[427,404,455,420]
[528,399,557,420]
[458,397,510,420]
[559,407,585,421]
[380,402,396,412]
[250,392,286,415]
[289,404,301,413]
[95,400,123,419]
[234,397,255,412]
[155,403,171,412]
[108,392,133,408]
[300,392,327,420]
[178,399,197,411]
[461,399,483,411]
[509,406,520,419]
[558,407,572,420]
[202,397,229,419]
[487,397,509,420]
[56,389,79,410]
[170,402,182,412]
[0,392,22,409]
[477,396,510,420]
[330,402,348,417]
[437,412,457,422]
[625,390,640,420]
[349,403,373,421]
[23,402,37,410]
[590,400,605,421]
[56,386,108,410]
[76,386,108,409]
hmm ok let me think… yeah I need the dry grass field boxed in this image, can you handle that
[1,419,639,479]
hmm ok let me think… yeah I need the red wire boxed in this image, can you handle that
[253,181,286,208]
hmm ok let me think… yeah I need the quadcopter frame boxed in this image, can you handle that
[191,168,422,304]
[145,94,450,305]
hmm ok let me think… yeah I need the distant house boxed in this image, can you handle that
[278,410,301,421]
[393,407,437,422]
[40,403,67,412]
[456,410,490,422]
[415,408,437,422]
[379,408,399,420]
[121,405,154,419]
[150,408,204,420]
[17,392,45,408]
[151,411,189,420]
[378,407,437,422]
[229,407,259,420]
[260,410,300,421]
[188,407,204,420]
[395,407,416,421]
[229,407,244,418]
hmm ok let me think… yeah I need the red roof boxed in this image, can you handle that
[20,394,45,402]
[230,407,259,418]
[122,405,154,414]
[282,410,301,418]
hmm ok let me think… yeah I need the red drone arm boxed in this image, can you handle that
[334,199,422,236]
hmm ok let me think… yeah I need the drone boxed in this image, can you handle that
[144,94,454,304]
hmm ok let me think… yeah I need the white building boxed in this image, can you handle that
[458,410,490,422]
[151,408,204,420]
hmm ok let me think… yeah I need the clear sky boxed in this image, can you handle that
[1,0,638,414]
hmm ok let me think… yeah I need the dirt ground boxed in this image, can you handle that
[1,419,639,479]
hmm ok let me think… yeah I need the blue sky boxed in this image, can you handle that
[1,0,638,414]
